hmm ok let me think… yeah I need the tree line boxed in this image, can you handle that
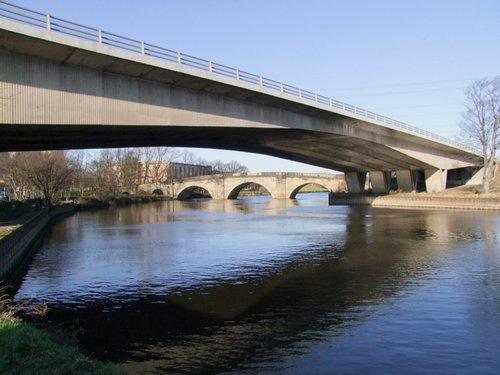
[0,147,248,206]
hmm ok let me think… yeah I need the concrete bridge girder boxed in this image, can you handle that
[0,20,483,177]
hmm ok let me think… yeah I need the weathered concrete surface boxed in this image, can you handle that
[396,170,417,192]
[424,169,448,193]
[369,171,391,193]
[0,205,75,283]
[139,173,346,199]
[0,18,483,178]
[329,194,500,211]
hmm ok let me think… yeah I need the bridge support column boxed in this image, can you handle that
[273,173,288,199]
[396,170,417,192]
[369,171,391,193]
[424,169,447,192]
[345,172,366,193]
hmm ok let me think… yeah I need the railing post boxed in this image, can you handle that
[259,76,263,86]
[46,14,51,31]
[177,51,181,64]
[98,29,102,44]
[140,41,145,55]
[280,83,284,93]
[298,88,302,98]
[315,93,318,102]
[236,69,240,80]
[208,61,213,73]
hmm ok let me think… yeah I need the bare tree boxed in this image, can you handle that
[0,152,35,200]
[178,150,196,164]
[66,150,87,195]
[150,147,171,186]
[115,148,140,193]
[138,147,177,187]
[138,147,155,184]
[87,150,119,196]
[459,77,499,193]
[211,160,249,173]
[25,151,73,207]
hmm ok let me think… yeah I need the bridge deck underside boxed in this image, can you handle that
[0,124,432,172]
[0,22,482,173]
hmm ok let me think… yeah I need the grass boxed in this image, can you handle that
[0,225,19,240]
[0,320,121,375]
[0,287,121,375]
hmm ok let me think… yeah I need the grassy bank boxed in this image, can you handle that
[0,287,121,375]
[0,319,121,375]
[0,227,16,240]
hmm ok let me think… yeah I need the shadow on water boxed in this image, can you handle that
[14,196,500,374]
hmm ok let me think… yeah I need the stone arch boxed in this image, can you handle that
[226,182,274,199]
[152,188,164,195]
[288,182,329,199]
[177,186,213,200]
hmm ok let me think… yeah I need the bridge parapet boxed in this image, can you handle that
[0,0,480,155]
[0,1,483,181]
[138,173,346,200]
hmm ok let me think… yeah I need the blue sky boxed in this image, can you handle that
[7,0,500,172]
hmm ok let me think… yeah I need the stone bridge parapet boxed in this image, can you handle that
[138,172,346,200]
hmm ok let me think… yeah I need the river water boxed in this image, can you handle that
[14,194,500,374]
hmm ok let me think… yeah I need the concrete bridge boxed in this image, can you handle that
[138,173,346,200]
[0,2,484,193]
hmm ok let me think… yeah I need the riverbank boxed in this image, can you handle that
[0,288,120,375]
[76,194,170,210]
[330,189,500,210]
[0,319,121,375]
[0,196,164,374]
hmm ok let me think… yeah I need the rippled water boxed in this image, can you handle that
[14,194,500,374]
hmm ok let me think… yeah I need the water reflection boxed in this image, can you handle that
[14,194,500,374]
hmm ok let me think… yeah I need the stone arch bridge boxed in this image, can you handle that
[138,173,346,200]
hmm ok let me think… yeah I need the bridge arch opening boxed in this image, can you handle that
[289,183,329,199]
[152,189,164,195]
[227,182,272,200]
[177,186,212,200]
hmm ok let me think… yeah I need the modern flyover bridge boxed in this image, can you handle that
[0,2,483,193]
[138,172,346,200]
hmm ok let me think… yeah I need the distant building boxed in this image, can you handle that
[139,162,213,184]
[172,162,213,179]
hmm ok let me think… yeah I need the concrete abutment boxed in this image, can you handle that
[424,168,447,192]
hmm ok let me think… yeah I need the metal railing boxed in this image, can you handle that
[0,0,478,154]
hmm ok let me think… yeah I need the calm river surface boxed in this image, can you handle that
[14,194,500,374]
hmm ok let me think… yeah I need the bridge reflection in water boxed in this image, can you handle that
[13,195,500,374]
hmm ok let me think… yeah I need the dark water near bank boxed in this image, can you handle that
[14,194,500,374]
